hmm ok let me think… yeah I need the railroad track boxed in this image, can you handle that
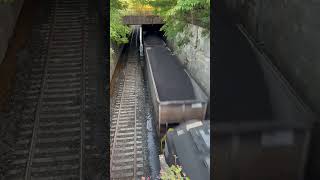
[110,27,144,179]
[4,0,91,179]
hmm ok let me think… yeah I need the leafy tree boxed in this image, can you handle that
[138,0,210,45]
[122,0,154,16]
[160,165,190,180]
[110,0,131,45]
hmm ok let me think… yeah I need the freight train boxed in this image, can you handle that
[143,32,208,137]
[162,120,210,180]
[142,31,210,179]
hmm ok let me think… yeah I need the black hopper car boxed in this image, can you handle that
[143,33,208,136]
[163,120,210,180]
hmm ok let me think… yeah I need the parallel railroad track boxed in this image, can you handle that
[5,0,92,179]
[110,27,144,179]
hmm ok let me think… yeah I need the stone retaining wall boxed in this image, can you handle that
[110,43,124,82]
[168,24,210,96]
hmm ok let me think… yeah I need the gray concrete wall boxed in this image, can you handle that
[223,0,320,116]
[110,43,124,82]
[123,15,163,25]
[168,24,210,96]
[0,0,24,64]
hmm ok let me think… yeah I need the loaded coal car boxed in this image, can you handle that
[162,120,210,180]
[143,33,208,136]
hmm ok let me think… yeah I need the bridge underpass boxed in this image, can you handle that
[123,15,163,25]
[122,10,163,25]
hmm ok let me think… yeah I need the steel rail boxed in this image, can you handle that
[24,1,57,179]
[110,28,141,179]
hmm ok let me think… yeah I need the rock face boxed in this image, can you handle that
[168,24,210,97]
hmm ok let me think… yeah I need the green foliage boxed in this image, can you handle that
[201,28,210,37]
[160,165,190,180]
[145,0,210,43]
[110,10,130,45]
[110,0,131,45]
[111,0,128,10]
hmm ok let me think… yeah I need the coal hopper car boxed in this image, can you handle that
[143,34,208,136]
[163,120,210,180]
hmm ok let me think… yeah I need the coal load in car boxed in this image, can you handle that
[143,34,208,135]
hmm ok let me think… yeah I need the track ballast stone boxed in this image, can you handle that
[3,0,107,179]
